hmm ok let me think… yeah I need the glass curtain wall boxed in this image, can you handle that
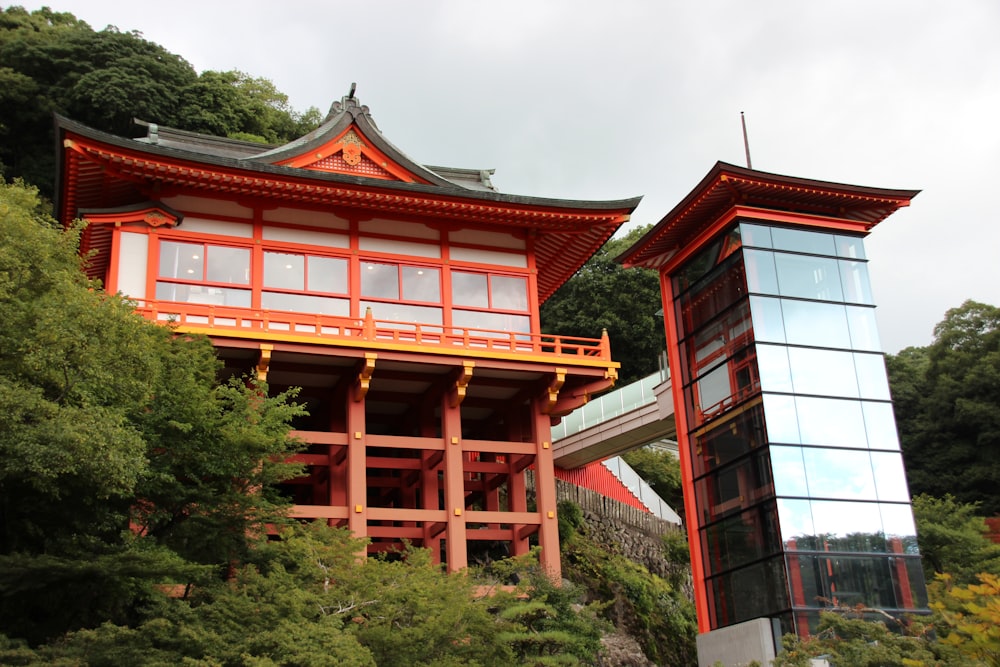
[672,221,927,635]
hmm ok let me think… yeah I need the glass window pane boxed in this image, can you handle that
[452,271,489,307]
[789,555,897,610]
[263,252,304,290]
[764,393,801,444]
[803,448,877,500]
[692,403,768,478]
[871,452,911,502]
[452,309,529,334]
[156,283,250,307]
[491,275,528,311]
[771,445,808,497]
[835,235,866,260]
[308,256,348,294]
[795,397,868,448]
[771,228,836,256]
[749,296,785,343]
[159,241,203,279]
[757,344,793,393]
[862,402,900,451]
[810,499,885,549]
[846,306,881,352]
[361,300,441,325]
[739,223,773,248]
[701,504,782,572]
[707,557,789,628]
[205,245,249,285]
[781,300,851,349]
[788,347,859,398]
[262,292,349,316]
[361,262,399,299]
[401,266,440,302]
[880,504,918,553]
[854,353,891,400]
[777,498,815,548]
[775,254,844,302]
[839,260,874,305]
[743,249,778,295]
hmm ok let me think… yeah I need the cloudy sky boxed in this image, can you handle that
[19,0,1000,353]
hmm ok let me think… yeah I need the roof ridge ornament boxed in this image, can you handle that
[326,82,371,123]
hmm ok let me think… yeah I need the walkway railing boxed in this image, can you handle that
[551,367,668,440]
[134,301,612,361]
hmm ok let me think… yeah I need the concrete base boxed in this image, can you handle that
[696,618,779,667]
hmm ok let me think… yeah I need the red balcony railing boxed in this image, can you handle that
[134,301,612,362]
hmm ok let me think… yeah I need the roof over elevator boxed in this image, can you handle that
[54,89,642,302]
[617,161,919,272]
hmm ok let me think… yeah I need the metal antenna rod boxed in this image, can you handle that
[741,111,753,169]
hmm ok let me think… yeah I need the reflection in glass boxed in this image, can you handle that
[452,271,489,307]
[159,241,203,279]
[871,453,911,502]
[452,309,530,334]
[840,260,874,304]
[777,498,815,548]
[810,499,884,546]
[205,246,249,284]
[854,353,891,400]
[155,282,250,307]
[847,306,881,351]
[263,252,304,290]
[795,397,868,448]
[701,503,782,572]
[862,402,900,451]
[789,555,897,609]
[491,275,528,310]
[708,556,789,628]
[401,266,440,302]
[835,235,866,260]
[262,292,349,316]
[690,347,758,424]
[692,402,768,477]
[781,300,851,349]
[770,445,808,497]
[679,254,747,333]
[360,300,441,325]
[739,222,773,248]
[361,263,399,299]
[749,296,785,343]
[757,344,793,393]
[764,394,800,444]
[775,254,843,302]
[308,256,348,294]
[743,249,778,295]
[880,503,918,553]
[803,449,877,501]
[683,301,753,378]
[787,347,859,398]
[771,227,836,256]
[695,450,774,526]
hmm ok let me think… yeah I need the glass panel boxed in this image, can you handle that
[159,241,203,279]
[451,271,489,307]
[308,256,348,294]
[701,503,782,572]
[795,397,868,448]
[803,448,877,500]
[674,238,724,293]
[690,347,758,424]
[880,503,918,554]
[452,309,530,333]
[763,393,800,444]
[871,452,911,502]
[155,282,250,307]
[854,353,891,400]
[749,296,785,343]
[862,402,900,451]
[781,300,851,349]
[810,500,885,551]
[789,555,897,609]
[691,402,768,478]
[770,445,809,497]
[757,344,793,393]
[846,306,881,352]
[707,557,789,629]
[205,245,249,284]
[739,222,773,248]
[777,498,815,548]
[775,254,844,302]
[401,266,440,302]
[263,252,304,290]
[361,300,441,325]
[361,262,399,299]
[262,292,349,316]
[743,249,778,295]
[835,235,866,260]
[787,347,859,398]
[679,255,747,333]
[491,275,528,310]
[839,260,874,305]
[898,557,930,608]
[771,227,836,256]
[683,301,753,379]
[694,450,774,526]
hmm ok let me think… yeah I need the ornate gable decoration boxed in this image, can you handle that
[276,127,418,183]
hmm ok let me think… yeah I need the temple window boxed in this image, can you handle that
[156,240,250,307]
[451,271,529,333]
[262,251,349,316]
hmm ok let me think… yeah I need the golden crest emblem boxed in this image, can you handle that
[342,143,362,166]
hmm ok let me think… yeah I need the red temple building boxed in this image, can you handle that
[55,92,641,577]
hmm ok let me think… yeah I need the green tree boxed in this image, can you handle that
[888,300,1000,515]
[913,494,1000,583]
[622,445,684,522]
[541,224,664,385]
[933,572,1000,666]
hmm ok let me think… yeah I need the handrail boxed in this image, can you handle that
[133,300,612,361]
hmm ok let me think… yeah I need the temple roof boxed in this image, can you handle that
[55,91,641,302]
[618,161,918,271]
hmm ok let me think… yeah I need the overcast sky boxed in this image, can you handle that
[19,0,1000,353]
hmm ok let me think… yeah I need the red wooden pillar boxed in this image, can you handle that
[347,380,368,552]
[442,393,467,571]
[533,397,561,579]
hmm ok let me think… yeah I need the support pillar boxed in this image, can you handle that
[533,397,561,578]
[442,394,467,571]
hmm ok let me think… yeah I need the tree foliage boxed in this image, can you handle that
[0,6,320,197]
[887,300,1000,515]
[912,494,1000,584]
[622,445,684,522]
[541,224,664,385]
